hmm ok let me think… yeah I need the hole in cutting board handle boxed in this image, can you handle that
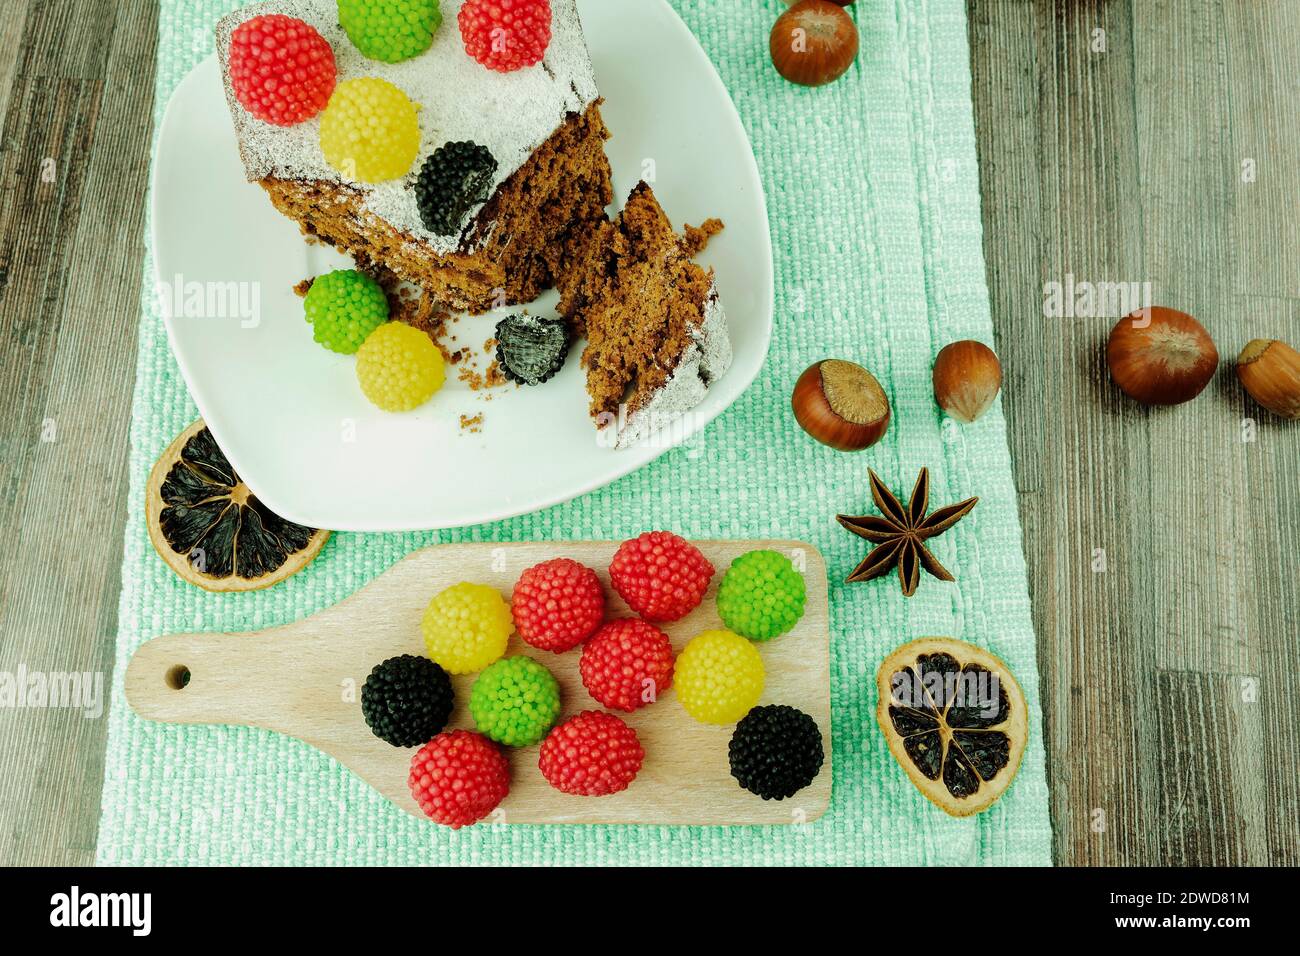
[165,665,191,690]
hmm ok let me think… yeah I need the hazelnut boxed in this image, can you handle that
[792,359,890,451]
[1236,338,1300,420]
[932,340,1003,423]
[1105,306,1218,406]
[770,0,859,88]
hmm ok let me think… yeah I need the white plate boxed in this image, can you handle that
[152,0,773,532]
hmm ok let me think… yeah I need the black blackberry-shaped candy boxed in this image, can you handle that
[495,314,571,386]
[414,141,499,236]
[361,655,454,748]
[728,704,825,800]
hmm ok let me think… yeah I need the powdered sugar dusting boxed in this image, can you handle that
[616,281,732,449]
[216,0,598,255]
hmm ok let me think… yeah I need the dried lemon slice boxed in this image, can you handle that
[146,420,329,592]
[876,638,1027,816]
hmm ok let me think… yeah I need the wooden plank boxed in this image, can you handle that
[1154,670,1266,866]
[1222,2,1300,300]
[0,0,158,866]
[968,0,1158,867]
[966,0,1300,865]
[0,1,29,124]
[1215,0,1300,868]
[125,540,833,825]
[13,0,130,80]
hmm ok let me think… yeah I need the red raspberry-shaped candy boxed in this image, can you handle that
[458,0,552,73]
[512,558,605,653]
[539,711,644,796]
[580,619,675,712]
[608,531,715,623]
[407,730,509,828]
[229,14,337,126]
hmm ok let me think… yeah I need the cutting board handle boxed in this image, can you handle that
[125,628,313,733]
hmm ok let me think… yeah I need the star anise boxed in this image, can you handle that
[836,468,978,597]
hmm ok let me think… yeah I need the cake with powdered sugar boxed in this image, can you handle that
[558,182,731,449]
[216,0,611,314]
[215,0,732,450]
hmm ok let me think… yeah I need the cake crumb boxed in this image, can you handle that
[460,413,484,433]
[459,365,489,390]
[297,260,508,384]
[456,353,509,392]
[372,272,456,356]
[683,218,725,257]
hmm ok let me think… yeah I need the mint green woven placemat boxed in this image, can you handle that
[98,0,1053,866]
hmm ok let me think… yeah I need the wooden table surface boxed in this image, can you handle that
[0,0,1295,866]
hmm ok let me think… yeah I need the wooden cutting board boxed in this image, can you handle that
[125,539,832,825]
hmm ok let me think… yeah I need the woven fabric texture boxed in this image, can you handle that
[98,0,1054,865]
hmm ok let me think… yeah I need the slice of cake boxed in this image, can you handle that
[216,0,613,314]
[558,182,732,449]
